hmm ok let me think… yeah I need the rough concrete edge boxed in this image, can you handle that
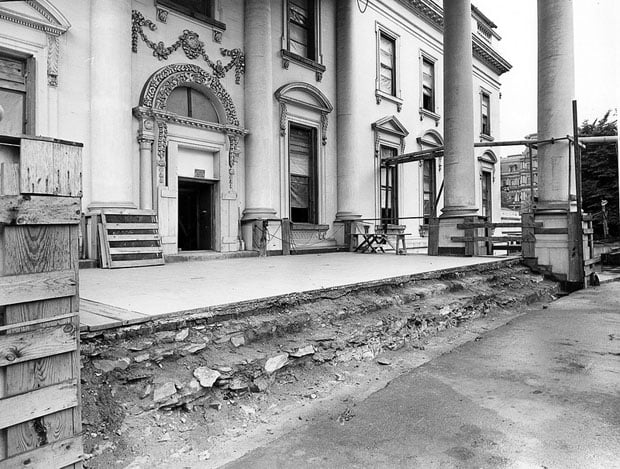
[207,281,559,468]
[80,258,523,339]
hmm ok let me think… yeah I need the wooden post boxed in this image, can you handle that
[282,218,291,255]
[0,135,83,468]
[427,217,439,256]
[463,216,475,257]
[521,212,536,260]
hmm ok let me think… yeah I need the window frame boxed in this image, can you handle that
[379,146,399,225]
[288,122,319,224]
[0,52,35,136]
[375,23,402,110]
[419,50,440,122]
[281,0,325,77]
[480,89,492,140]
[422,158,437,224]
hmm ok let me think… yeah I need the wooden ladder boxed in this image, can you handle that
[99,209,165,268]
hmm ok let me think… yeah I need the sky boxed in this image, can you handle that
[472,0,619,142]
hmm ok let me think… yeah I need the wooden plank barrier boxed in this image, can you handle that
[0,135,83,468]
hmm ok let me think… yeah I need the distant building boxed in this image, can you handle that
[500,136,538,212]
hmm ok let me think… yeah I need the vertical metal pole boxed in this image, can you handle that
[528,144,535,211]
[572,100,585,286]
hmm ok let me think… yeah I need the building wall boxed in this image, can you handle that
[0,0,510,255]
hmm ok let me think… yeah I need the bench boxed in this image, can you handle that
[351,232,409,255]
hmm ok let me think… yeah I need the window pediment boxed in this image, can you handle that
[372,115,409,138]
[0,0,70,35]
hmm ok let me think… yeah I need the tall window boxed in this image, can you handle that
[378,32,396,96]
[481,171,492,219]
[421,57,435,112]
[481,92,491,136]
[167,86,220,123]
[158,0,213,20]
[289,124,317,223]
[380,147,398,224]
[288,0,316,60]
[0,54,33,136]
[423,159,436,224]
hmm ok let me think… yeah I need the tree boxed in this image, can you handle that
[580,110,619,238]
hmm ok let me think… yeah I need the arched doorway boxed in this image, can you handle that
[134,64,246,254]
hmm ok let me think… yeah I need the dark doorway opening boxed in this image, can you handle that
[178,178,214,251]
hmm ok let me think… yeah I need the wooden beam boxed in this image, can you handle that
[0,379,78,429]
[534,227,569,235]
[0,436,82,469]
[0,196,81,225]
[0,323,78,367]
[0,270,77,306]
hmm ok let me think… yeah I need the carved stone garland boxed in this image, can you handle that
[132,10,245,85]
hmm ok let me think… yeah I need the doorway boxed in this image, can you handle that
[178,178,214,251]
[481,171,492,220]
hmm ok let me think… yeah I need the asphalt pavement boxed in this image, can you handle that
[222,282,620,469]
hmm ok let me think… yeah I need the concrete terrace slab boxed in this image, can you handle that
[78,253,518,333]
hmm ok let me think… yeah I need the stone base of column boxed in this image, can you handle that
[436,215,485,256]
[240,218,282,254]
[533,210,582,286]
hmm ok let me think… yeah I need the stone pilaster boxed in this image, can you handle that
[335,0,362,220]
[88,0,135,210]
[242,0,277,221]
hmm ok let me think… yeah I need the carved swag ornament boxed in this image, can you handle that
[132,10,245,84]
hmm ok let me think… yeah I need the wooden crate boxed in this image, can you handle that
[0,135,83,469]
[99,210,164,268]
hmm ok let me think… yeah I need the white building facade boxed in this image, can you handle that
[0,0,511,259]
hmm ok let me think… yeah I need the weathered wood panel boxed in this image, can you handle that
[0,436,82,469]
[1,136,83,468]
[0,195,81,225]
[0,322,78,367]
[0,270,77,306]
[0,379,78,429]
[19,139,82,197]
[0,162,20,195]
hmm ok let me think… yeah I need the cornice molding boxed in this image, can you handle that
[397,0,511,76]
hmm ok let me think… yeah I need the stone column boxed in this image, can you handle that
[138,137,154,210]
[436,0,478,255]
[242,0,277,221]
[534,0,576,281]
[88,0,134,210]
[335,0,362,220]
[441,0,476,218]
[537,0,575,208]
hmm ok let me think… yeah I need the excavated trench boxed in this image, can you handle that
[80,263,559,468]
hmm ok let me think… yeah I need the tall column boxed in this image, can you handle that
[88,0,134,209]
[335,0,362,220]
[436,0,478,255]
[242,0,277,221]
[441,0,476,218]
[534,0,577,282]
[537,0,575,208]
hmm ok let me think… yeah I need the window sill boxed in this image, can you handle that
[375,90,403,112]
[479,133,495,142]
[281,50,326,81]
[418,107,441,122]
[156,2,226,31]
